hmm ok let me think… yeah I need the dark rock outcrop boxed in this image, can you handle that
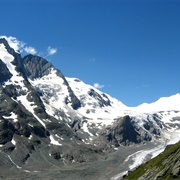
[0,60,12,83]
[98,116,142,147]
[88,89,111,107]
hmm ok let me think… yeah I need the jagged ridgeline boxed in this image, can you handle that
[0,37,180,179]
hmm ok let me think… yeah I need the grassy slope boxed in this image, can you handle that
[124,141,180,180]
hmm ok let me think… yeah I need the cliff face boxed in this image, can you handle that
[124,141,180,180]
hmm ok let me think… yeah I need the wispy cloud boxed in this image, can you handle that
[47,46,57,56]
[0,35,25,53]
[93,83,104,89]
[0,35,58,58]
[0,35,37,55]
[24,46,37,55]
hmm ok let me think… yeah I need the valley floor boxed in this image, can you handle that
[0,142,164,180]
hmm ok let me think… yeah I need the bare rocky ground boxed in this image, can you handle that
[0,142,159,180]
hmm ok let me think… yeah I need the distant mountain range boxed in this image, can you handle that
[0,37,180,179]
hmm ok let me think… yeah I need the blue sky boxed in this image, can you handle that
[1,0,180,106]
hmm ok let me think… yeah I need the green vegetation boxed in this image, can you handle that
[124,141,180,179]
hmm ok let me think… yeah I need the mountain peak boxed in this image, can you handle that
[23,54,55,79]
[0,37,19,55]
[135,93,180,113]
[0,37,180,180]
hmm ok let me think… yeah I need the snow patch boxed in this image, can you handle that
[28,135,33,140]
[55,134,64,140]
[8,155,22,169]
[3,112,18,122]
[33,170,41,173]
[17,93,46,127]
[50,135,62,146]
[0,43,27,91]
[24,170,31,173]
[11,138,16,145]
[160,111,180,124]
[82,122,94,136]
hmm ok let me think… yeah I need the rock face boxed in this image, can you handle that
[23,54,81,110]
[0,60,12,83]
[23,54,64,80]
[99,116,142,146]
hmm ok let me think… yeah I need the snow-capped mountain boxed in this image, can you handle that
[0,37,180,179]
[135,93,180,112]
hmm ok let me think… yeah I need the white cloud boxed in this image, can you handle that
[0,35,59,58]
[93,83,104,89]
[24,46,37,55]
[0,35,37,55]
[47,46,57,56]
[0,35,25,53]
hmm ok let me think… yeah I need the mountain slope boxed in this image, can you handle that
[124,141,180,179]
[23,54,81,110]
[0,37,180,179]
[0,38,105,173]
